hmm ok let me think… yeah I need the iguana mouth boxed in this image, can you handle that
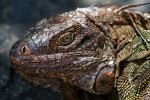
[10,50,101,64]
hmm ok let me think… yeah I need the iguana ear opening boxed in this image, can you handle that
[76,59,116,94]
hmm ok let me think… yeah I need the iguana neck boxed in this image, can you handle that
[115,26,150,99]
[109,23,150,76]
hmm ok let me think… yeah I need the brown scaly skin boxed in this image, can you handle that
[9,2,150,100]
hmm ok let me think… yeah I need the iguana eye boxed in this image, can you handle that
[59,32,75,45]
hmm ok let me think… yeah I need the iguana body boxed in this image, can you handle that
[9,3,150,100]
[114,24,150,100]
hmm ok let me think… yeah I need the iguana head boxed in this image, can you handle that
[9,5,116,94]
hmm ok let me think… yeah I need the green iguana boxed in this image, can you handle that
[9,2,150,100]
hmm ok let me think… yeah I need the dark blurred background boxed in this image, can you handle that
[0,0,149,100]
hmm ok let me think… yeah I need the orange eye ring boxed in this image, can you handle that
[21,45,30,55]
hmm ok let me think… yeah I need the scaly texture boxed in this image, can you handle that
[9,2,150,100]
[115,27,150,100]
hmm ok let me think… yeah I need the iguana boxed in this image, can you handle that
[9,2,150,100]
